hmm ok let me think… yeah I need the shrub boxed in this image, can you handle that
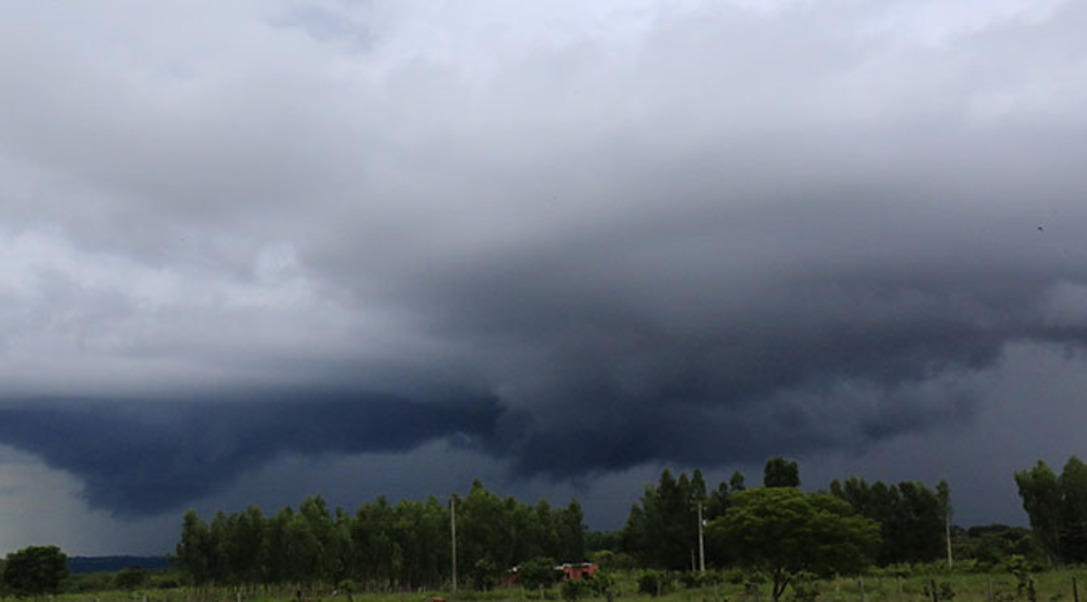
[681,571,723,589]
[638,570,673,596]
[562,579,595,601]
[790,572,820,602]
[519,557,559,591]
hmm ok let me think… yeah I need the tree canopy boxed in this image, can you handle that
[828,477,945,565]
[1015,456,1087,565]
[708,488,880,601]
[174,484,586,591]
[763,457,800,488]
[2,545,70,597]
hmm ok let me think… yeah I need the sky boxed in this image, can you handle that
[2,0,1087,555]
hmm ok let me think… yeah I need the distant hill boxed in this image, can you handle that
[67,556,171,574]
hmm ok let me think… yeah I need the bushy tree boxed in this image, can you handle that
[708,488,880,601]
[516,557,557,590]
[3,545,70,597]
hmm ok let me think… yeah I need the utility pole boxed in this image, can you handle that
[697,502,706,572]
[451,495,458,593]
[944,507,953,570]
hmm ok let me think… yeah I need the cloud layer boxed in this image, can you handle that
[1,0,1087,521]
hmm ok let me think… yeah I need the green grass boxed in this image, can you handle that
[35,568,1087,602]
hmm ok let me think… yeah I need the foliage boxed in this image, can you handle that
[1015,456,1087,566]
[560,578,597,601]
[679,570,721,589]
[955,525,1042,570]
[516,557,557,590]
[590,570,616,596]
[2,545,70,597]
[637,570,673,596]
[790,572,821,602]
[173,483,587,592]
[113,567,148,590]
[829,477,946,565]
[1016,461,1064,565]
[763,457,800,488]
[589,550,637,570]
[621,468,712,569]
[708,487,880,601]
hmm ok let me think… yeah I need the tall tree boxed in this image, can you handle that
[621,469,712,569]
[557,499,586,561]
[729,470,746,492]
[1058,457,1087,563]
[176,510,213,587]
[1015,460,1063,565]
[829,477,944,565]
[763,457,800,488]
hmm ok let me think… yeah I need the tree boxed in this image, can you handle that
[829,477,945,565]
[621,469,700,569]
[708,488,880,601]
[729,471,746,492]
[176,510,213,586]
[3,546,70,597]
[517,557,558,591]
[1058,457,1087,563]
[1015,460,1063,565]
[763,457,800,488]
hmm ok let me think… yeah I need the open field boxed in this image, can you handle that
[43,569,1087,602]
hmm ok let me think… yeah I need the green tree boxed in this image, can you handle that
[708,488,880,602]
[621,469,694,569]
[829,477,944,565]
[176,510,213,586]
[1015,460,1063,565]
[517,557,558,590]
[1058,456,1087,563]
[282,512,322,585]
[3,546,70,598]
[729,470,746,492]
[557,500,586,561]
[763,457,800,488]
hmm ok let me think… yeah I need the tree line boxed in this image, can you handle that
[173,480,585,592]
[619,458,950,571]
[163,454,1086,595]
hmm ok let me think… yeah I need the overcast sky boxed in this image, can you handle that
[3,0,1087,555]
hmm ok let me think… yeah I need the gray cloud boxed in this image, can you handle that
[1,0,1086,538]
[0,394,500,515]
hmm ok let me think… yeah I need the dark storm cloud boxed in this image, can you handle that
[0,394,500,515]
[2,0,1087,529]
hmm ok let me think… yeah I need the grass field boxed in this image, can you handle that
[42,568,1087,602]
